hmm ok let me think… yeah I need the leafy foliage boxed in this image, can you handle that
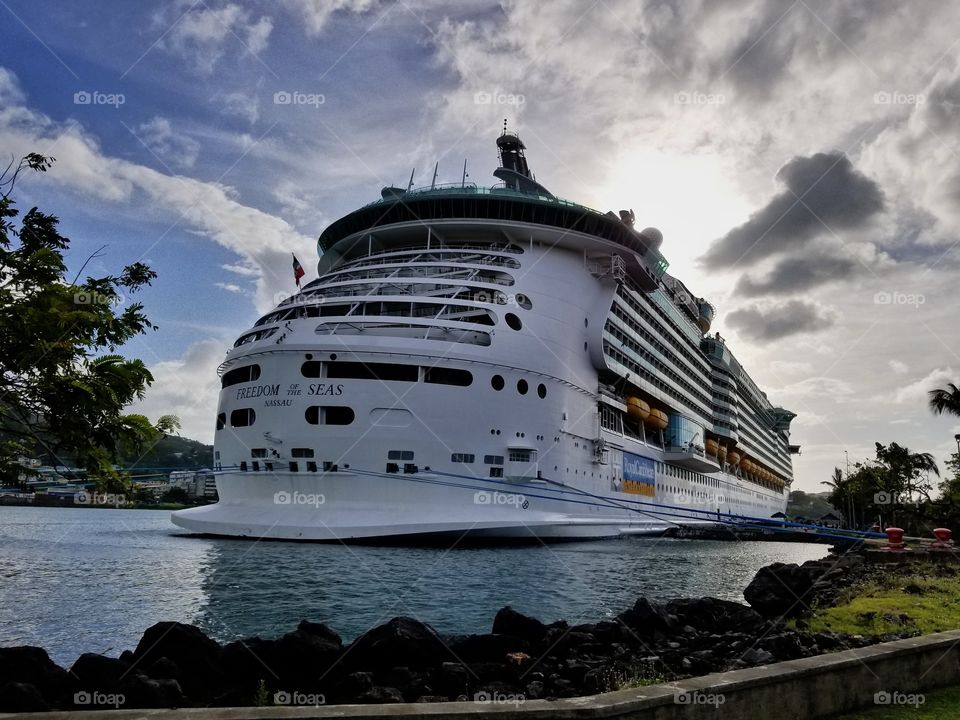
[0,153,178,485]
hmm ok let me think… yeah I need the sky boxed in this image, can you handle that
[1,0,959,493]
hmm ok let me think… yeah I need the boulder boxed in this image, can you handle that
[666,597,765,634]
[345,617,449,670]
[119,676,185,709]
[132,622,223,699]
[492,607,548,643]
[622,597,675,635]
[448,634,530,663]
[70,653,131,690]
[0,646,73,704]
[358,686,403,703]
[0,682,50,713]
[744,563,817,618]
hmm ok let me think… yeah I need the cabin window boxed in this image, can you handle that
[326,361,418,381]
[388,450,414,460]
[491,375,505,391]
[292,448,314,458]
[451,453,475,463]
[216,413,226,430]
[230,408,256,427]
[222,364,261,388]
[305,406,355,425]
[517,379,528,395]
[424,367,473,386]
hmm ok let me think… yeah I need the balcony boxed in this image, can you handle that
[663,442,720,473]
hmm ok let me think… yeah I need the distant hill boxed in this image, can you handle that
[120,434,213,470]
[787,490,838,520]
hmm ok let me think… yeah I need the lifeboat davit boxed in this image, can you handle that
[625,396,650,423]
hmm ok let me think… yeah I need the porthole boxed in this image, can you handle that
[491,374,505,391]
[537,383,547,399]
[517,379,528,395]
[515,294,532,310]
[505,313,522,331]
[584,341,588,352]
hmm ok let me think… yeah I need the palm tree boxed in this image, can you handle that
[929,383,960,417]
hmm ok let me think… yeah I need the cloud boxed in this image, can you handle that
[889,359,909,375]
[701,152,885,269]
[735,252,861,297]
[284,0,381,35]
[129,339,225,443]
[893,366,955,405]
[218,91,260,124]
[725,299,838,341]
[775,376,855,400]
[137,116,200,169]
[214,282,246,294]
[0,68,315,313]
[161,4,273,75]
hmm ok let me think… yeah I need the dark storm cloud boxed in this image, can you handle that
[734,253,860,297]
[700,152,884,269]
[726,299,836,341]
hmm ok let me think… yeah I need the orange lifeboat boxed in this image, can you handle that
[717,445,727,461]
[705,439,719,456]
[648,409,668,430]
[727,451,741,466]
[625,396,650,423]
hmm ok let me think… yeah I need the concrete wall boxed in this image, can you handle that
[7,629,960,720]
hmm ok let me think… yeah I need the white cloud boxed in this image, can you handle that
[893,367,955,405]
[889,359,909,375]
[218,91,260,124]
[137,116,200,169]
[162,4,274,74]
[0,78,315,314]
[284,0,380,35]
[129,339,225,443]
[214,282,246,294]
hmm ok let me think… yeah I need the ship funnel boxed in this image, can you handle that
[493,120,554,196]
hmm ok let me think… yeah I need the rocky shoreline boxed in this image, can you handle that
[0,551,924,713]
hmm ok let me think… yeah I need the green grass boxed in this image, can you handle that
[832,685,960,719]
[793,568,960,638]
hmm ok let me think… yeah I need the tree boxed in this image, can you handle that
[161,486,191,505]
[929,383,960,418]
[0,153,178,486]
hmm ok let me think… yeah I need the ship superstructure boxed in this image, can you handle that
[172,129,797,541]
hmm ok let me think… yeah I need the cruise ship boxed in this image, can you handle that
[172,128,798,541]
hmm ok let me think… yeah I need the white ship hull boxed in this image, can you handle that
[173,132,795,543]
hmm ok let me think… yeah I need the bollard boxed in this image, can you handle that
[932,527,953,549]
[885,527,905,551]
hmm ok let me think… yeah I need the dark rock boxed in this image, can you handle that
[431,662,469,698]
[70,653,131,689]
[146,657,180,680]
[273,626,342,686]
[449,634,529,663]
[119,676,185,709]
[332,671,373,700]
[625,597,674,634]
[132,622,223,699]
[492,607,548,643]
[0,682,50,713]
[220,637,279,692]
[741,648,776,665]
[525,680,546,699]
[0,647,73,704]
[358,686,403,703]
[346,617,449,670]
[743,563,817,618]
[296,620,342,647]
[666,597,764,634]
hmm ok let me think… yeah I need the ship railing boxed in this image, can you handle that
[360,184,591,212]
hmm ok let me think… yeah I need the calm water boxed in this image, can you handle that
[0,506,828,666]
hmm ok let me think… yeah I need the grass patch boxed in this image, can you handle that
[832,685,960,719]
[795,567,960,638]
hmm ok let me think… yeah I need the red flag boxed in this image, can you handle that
[292,254,305,286]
